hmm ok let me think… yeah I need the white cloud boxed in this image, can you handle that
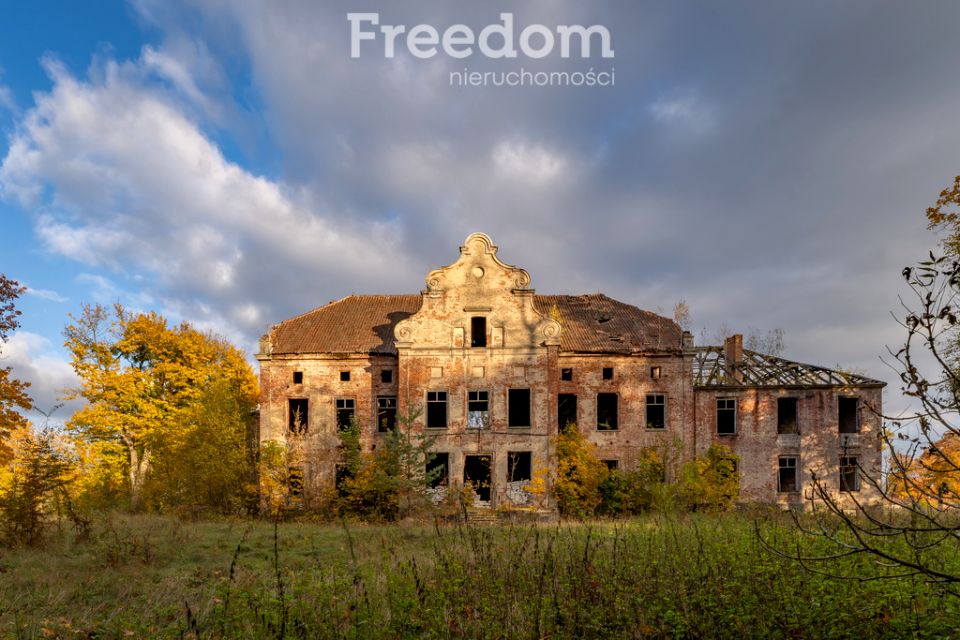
[0,51,418,339]
[492,141,569,184]
[648,91,715,135]
[24,284,68,303]
[2,331,82,425]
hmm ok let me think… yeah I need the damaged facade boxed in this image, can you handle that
[256,233,884,510]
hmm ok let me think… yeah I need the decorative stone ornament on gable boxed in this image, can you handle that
[395,233,561,349]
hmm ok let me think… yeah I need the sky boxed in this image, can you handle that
[1,0,959,425]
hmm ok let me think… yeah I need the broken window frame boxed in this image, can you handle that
[336,398,355,431]
[597,392,619,431]
[646,394,666,430]
[777,397,799,435]
[602,459,619,471]
[558,393,577,432]
[838,396,860,434]
[335,464,351,496]
[840,455,860,492]
[380,369,393,384]
[467,390,489,429]
[426,452,449,488]
[426,391,448,429]
[377,396,397,432]
[560,367,573,381]
[508,388,531,428]
[717,397,737,435]
[778,456,799,493]
[471,316,487,348]
[288,466,304,498]
[288,398,309,434]
[507,451,533,483]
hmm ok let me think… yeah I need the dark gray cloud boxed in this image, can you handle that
[6,0,960,416]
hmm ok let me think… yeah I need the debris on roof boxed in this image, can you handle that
[692,346,884,388]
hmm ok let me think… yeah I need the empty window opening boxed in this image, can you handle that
[778,456,799,493]
[602,367,614,380]
[380,369,393,384]
[840,456,860,492]
[336,398,355,430]
[778,398,799,434]
[650,366,662,380]
[839,397,859,433]
[288,466,304,498]
[717,398,737,435]
[597,393,619,430]
[508,388,531,427]
[602,459,619,471]
[561,368,573,381]
[377,396,397,432]
[558,393,577,432]
[464,455,492,502]
[646,394,666,430]
[293,371,303,384]
[340,370,350,382]
[427,391,448,429]
[288,398,309,434]
[471,316,487,348]
[426,453,449,488]
[335,464,352,496]
[468,390,489,429]
[508,451,532,482]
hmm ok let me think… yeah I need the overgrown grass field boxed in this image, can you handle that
[2,512,959,639]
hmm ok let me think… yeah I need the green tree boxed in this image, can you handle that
[0,275,31,460]
[144,378,258,513]
[64,304,258,509]
[335,409,438,521]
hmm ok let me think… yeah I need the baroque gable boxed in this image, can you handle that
[394,233,560,351]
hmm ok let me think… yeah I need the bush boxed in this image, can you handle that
[677,444,740,512]
[0,428,75,546]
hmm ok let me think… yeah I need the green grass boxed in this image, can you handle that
[1,512,958,638]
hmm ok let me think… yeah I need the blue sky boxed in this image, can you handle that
[2,1,960,422]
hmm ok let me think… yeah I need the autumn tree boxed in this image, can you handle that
[762,176,960,589]
[64,304,258,510]
[0,275,32,460]
[554,425,609,518]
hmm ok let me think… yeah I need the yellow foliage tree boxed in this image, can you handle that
[64,304,258,509]
[0,275,32,462]
[553,425,608,517]
[677,443,740,512]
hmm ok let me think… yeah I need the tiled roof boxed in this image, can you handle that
[534,294,682,353]
[267,293,682,355]
[269,295,421,355]
[692,346,885,388]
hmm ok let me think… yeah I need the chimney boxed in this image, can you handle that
[682,330,694,349]
[724,334,743,382]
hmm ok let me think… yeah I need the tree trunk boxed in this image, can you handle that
[127,444,151,510]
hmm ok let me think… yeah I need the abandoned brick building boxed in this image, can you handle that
[256,233,884,509]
